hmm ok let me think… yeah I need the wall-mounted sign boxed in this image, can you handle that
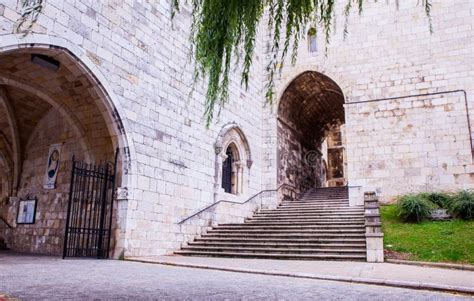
[17,198,37,224]
[43,143,62,190]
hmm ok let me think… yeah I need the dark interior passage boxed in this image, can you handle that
[277,71,346,193]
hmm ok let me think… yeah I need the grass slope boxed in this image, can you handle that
[381,205,474,264]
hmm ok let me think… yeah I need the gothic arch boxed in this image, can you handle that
[277,70,346,192]
[0,34,137,189]
[215,123,252,165]
[214,123,252,198]
[0,34,136,256]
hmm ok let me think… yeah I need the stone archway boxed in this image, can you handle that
[0,41,134,258]
[214,123,252,201]
[277,71,346,193]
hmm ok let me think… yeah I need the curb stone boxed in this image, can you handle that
[386,259,474,271]
[126,258,474,295]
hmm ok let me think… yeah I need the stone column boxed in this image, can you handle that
[235,161,244,195]
[364,191,384,262]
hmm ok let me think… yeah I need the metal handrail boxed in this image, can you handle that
[0,216,13,229]
[177,183,297,224]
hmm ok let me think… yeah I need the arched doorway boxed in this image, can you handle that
[221,143,240,194]
[0,45,131,257]
[214,123,252,201]
[277,71,346,193]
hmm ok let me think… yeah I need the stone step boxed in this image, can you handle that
[302,194,348,198]
[241,220,365,226]
[273,205,362,210]
[291,199,349,203]
[283,202,349,207]
[275,204,354,210]
[305,196,348,198]
[304,191,348,194]
[201,233,366,238]
[263,208,364,214]
[193,237,367,243]
[307,187,348,191]
[253,213,364,218]
[175,251,366,261]
[271,210,358,214]
[180,246,366,254]
[305,194,348,197]
[278,204,352,209]
[304,192,348,197]
[207,229,365,235]
[285,198,348,202]
[188,241,366,249]
[246,217,366,222]
[216,224,364,230]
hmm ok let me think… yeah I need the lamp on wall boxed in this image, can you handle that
[31,54,60,71]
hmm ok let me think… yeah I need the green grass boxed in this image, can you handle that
[381,205,474,264]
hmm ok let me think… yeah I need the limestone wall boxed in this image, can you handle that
[0,0,472,257]
[264,0,474,200]
[277,120,324,192]
[0,0,265,256]
[346,92,473,201]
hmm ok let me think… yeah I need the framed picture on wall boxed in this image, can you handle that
[43,143,62,189]
[16,198,37,224]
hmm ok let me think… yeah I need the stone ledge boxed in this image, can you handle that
[386,259,474,272]
[366,233,384,238]
[364,222,382,227]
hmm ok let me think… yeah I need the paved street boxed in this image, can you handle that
[0,252,471,300]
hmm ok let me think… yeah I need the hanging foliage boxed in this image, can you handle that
[14,0,44,36]
[172,0,433,126]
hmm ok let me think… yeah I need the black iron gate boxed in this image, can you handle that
[63,151,118,259]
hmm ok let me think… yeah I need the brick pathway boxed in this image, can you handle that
[0,252,471,300]
[129,255,474,294]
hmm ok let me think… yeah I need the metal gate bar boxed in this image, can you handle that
[63,150,118,259]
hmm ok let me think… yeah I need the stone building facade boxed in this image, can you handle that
[0,0,472,257]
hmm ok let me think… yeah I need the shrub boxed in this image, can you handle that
[450,190,474,220]
[420,192,453,209]
[396,194,433,222]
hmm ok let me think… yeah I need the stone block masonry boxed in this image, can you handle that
[263,0,474,203]
[0,0,265,257]
[0,0,472,259]
[346,91,473,201]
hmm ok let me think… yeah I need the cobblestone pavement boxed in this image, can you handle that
[0,252,471,300]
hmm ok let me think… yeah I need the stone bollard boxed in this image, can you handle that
[364,191,384,262]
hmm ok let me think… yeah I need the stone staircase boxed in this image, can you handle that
[175,187,367,261]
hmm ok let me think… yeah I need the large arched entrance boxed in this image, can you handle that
[0,44,131,257]
[277,71,346,193]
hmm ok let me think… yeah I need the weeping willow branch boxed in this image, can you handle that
[173,0,433,126]
[14,0,43,36]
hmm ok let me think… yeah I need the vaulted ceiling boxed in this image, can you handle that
[0,48,116,196]
[278,71,345,146]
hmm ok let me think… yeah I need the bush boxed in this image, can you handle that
[396,194,433,223]
[420,192,453,209]
[450,190,474,220]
